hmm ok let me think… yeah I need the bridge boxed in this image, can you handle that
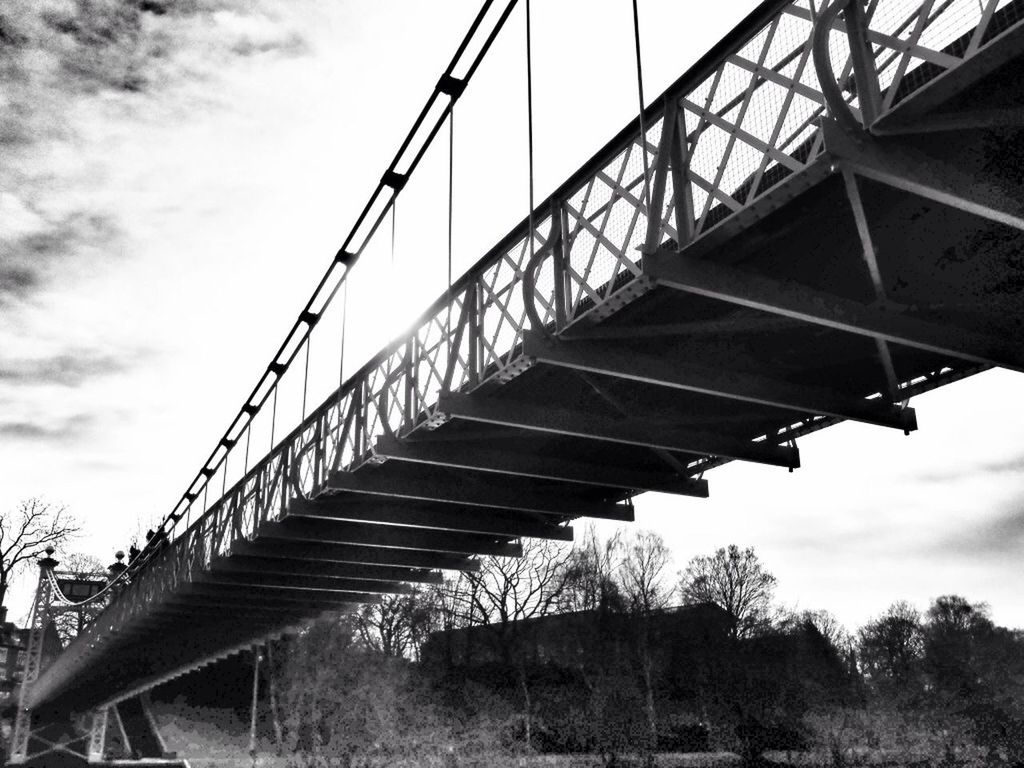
[11,0,1024,762]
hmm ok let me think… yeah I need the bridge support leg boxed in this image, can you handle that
[8,708,32,765]
[87,708,108,763]
[9,549,59,765]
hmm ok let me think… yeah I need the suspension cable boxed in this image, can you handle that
[301,338,311,420]
[631,0,652,214]
[526,0,535,256]
[46,566,127,609]
[339,280,348,393]
[447,106,455,338]
[269,388,278,450]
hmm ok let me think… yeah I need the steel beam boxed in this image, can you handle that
[374,435,708,497]
[290,496,575,541]
[228,538,481,571]
[147,598,332,617]
[523,330,916,431]
[180,582,383,605]
[437,393,799,469]
[260,517,523,557]
[324,468,630,520]
[644,249,1024,372]
[145,602,320,619]
[212,555,444,584]
[195,571,414,594]
[822,119,1024,232]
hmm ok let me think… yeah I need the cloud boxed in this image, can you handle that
[0,265,40,300]
[0,0,312,104]
[980,456,1024,474]
[0,351,135,387]
[912,451,1024,483]
[931,497,1024,560]
[213,10,310,59]
[0,209,121,306]
[0,413,95,442]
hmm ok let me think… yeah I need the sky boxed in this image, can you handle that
[0,0,1021,632]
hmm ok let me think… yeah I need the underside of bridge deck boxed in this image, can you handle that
[19,0,1024,727]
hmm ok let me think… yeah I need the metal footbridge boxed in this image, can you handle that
[12,0,1024,759]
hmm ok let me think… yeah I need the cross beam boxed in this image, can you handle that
[325,467,631,520]
[436,393,799,469]
[159,593,363,613]
[261,517,523,557]
[211,554,444,584]
[227,539,482,571]
[195,571,414,594]
[522,330,916,431]
[643,250,1024,372]
[374,435,709,497]
[180,582,385,605]
[290,496,575,541]
[147,601,335,619]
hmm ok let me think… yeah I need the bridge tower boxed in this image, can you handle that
[9,547,59,764]
[8,548,117,765]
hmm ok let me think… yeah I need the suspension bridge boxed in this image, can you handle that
[11,0,1024,762]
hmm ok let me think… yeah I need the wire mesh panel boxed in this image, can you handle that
[477,219,553,379]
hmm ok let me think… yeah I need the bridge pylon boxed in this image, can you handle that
[10,547,59,764]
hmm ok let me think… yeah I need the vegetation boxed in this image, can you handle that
[0,498,79,608]
[1,499,1017,768]
[191,530,1020,768]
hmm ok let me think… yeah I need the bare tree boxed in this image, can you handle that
[620,530,673,767]
[561,525,622,614]
[354,589,436,660]
[799,609,854,654]
[858,600,924,694]
[0,499,80,607]
[465,538,573,657]
[678,544,776,639]
[51,553,107,646]
[621,530,673,615]
[465,538,573,750]
[556,526,633,760]
[421,572,481,667]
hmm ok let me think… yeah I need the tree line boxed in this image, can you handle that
[254,529,1023,767]
[1,500,1020,766]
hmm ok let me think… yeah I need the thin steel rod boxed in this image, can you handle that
[526,0,535,259]
[632,0,652,214]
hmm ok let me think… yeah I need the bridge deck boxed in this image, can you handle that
[27,0,1024,713]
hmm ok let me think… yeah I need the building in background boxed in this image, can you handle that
[0,607,29,708]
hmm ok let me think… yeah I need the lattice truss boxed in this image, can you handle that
[29,0,1024,709]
